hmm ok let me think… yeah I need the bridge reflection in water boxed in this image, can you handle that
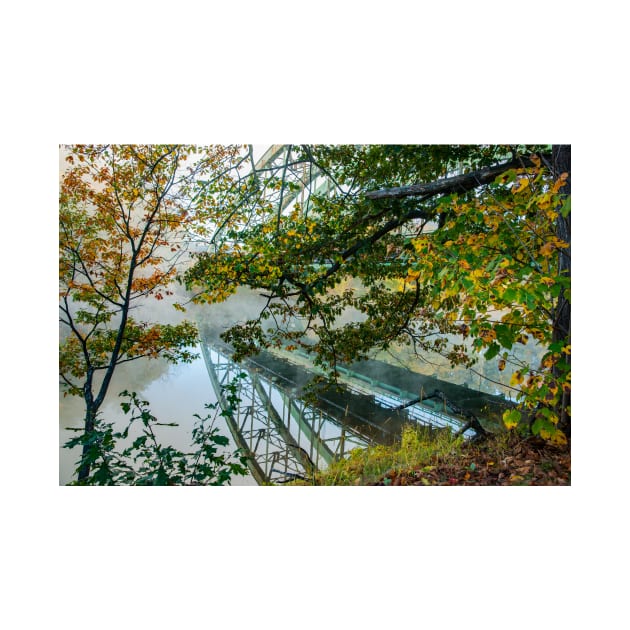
[200,341,479,485]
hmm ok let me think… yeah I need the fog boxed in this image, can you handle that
[59,266,542,485]
[59,272,359,484]
[59,276,258,485]
[59,145,277,484]
[58,145,542,484]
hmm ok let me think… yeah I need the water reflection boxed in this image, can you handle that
[201,343,374,484]
[58,353,257,486]
[198,340,490,484]
[60,329,509,485]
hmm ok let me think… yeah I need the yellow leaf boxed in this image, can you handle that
[539,241,555,257]
[551,173,569,193]
[503,409,521,429]
[541,355,554,369]
[536,191,552,209]
[551,236,569,249]
[480,328,496,343]
[512,178,529,194]
[540,427,567,446]
[510,371,524,386]
[551,430,568,446]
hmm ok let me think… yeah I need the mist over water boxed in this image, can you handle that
[58,145,542,483]
[196,286,272,338]
[58,277,259,485]
[59,271,543,484]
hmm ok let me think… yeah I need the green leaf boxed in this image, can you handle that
[531,416,553,436]
[502,287,518,303]
[484,343,500,360]
[496,169,517,184]
[211,435,230,446]
[550,282,563,298]
[502,409,521,430]
[494,324,514,349]
[132,436,147,449]
[155,466,170,486]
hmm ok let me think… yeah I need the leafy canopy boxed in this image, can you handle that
[59,144,241,397]
[184,145,570,443]
[59,144,247,482]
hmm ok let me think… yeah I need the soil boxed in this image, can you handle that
[372,435,571,486]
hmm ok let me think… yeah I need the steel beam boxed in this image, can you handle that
[201,343,322,483]
[200,341,373,484]
[279,392,336,466]
[200,342,268,485]
[250,373,315,477]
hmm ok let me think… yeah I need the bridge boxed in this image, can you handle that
[200,338,484,485]
[195,146,513,485]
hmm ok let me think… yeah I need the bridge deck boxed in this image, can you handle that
[340,358,510,429]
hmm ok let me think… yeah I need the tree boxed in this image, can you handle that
[59,144,242,482]
[184,144,571,442]
[550,145,571,435]
[63,389,249,486]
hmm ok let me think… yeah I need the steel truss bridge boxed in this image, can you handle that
[201,342,371,485]
[200,340,475,485]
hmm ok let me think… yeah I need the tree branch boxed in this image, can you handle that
[364,154,550,201]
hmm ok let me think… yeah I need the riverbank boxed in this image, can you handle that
[289,427,571,486]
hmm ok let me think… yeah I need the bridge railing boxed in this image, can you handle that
[285,348,476,438]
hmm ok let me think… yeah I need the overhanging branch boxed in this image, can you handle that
[364,154,550,201]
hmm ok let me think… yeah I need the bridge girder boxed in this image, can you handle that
[200,342,369,484]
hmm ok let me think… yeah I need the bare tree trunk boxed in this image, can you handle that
[551,144,571,436]
[77,407,97,482]
[77,367,98,482]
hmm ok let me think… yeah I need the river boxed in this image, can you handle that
[58,349,258,486]
[59,287,522,485]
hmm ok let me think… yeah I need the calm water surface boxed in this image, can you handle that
[58,350,256,485]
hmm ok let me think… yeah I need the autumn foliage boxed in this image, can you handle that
[59,144,240,481]
[184,145,571,443]
[60,144,570,485]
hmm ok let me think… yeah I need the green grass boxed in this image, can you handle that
[291,425,464,486]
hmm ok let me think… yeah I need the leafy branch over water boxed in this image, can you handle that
[64,387,248,486]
